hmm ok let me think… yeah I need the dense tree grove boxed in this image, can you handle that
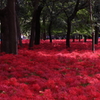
[0,0,100,54]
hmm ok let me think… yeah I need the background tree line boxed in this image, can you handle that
[0,0,100,54]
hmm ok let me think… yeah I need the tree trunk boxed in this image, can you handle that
[92,32,95,51]
[48,18,52,43]
[29,11,36,49]
[66,19,71,47]
[1,0,17,54]
[29,0,40,49]
[7,0,18,54]
[1,15,10,53]
[34,5,43,45]
[72,35,75,42]
[95,26,99,44]
[16,15,22,47]
[42,15,46,40]
[79,34,81,42]
[84,35,87,42]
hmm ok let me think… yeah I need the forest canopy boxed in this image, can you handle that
[0,0,100,54]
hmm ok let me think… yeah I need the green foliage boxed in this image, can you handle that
[16,0,99,37]
[51,18,67,35]
[72,9,91,36]
[18,0,33,35]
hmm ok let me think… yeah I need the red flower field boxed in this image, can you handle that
[0,39,100,100]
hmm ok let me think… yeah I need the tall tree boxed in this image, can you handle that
[45,0,63,43]
[62,0,88,47]
[94,23,99,44]
[1,0,18,54]
[94,0,100,44]
[7,0,18,54]
[89,0,95,51]
[42,15,46,40]
[29,0,40,49]
[16,0,23,47]
[34,4,43,45]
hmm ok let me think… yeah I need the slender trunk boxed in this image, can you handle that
[43,15,46,40]
[92,32,95,51]
[48,18,52,43]
[79,34,81,42]
[29,0,39,49]
[72,35,75,42]
[84,35,87,42]
[95,26,99,44]
[16,15,22,46]
[35,5,43,45]
[66,19,71,47]
[29,10,36,49]
[90,0,95,52]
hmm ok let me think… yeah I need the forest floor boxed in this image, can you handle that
[0,39,100,100]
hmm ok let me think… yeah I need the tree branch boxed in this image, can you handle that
[70,0,80,20]
[78,2,89,10]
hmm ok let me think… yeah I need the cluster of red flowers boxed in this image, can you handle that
[0,39,100,100]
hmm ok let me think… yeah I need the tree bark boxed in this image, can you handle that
[34,5,43,45]
[42,15,46,40]
[7,0,18,54]
[66,19,71,47]
[29,0,40,49]
[72,35,75,42]
[0,0,18,54]
[84,35,87,42]
[29,10,36,49]
[16,15,22,47]
[48,18,52,43]
[95,26,99,44]
[16,0,22,47]
[1,15,10,53]
[79,34,81,42]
